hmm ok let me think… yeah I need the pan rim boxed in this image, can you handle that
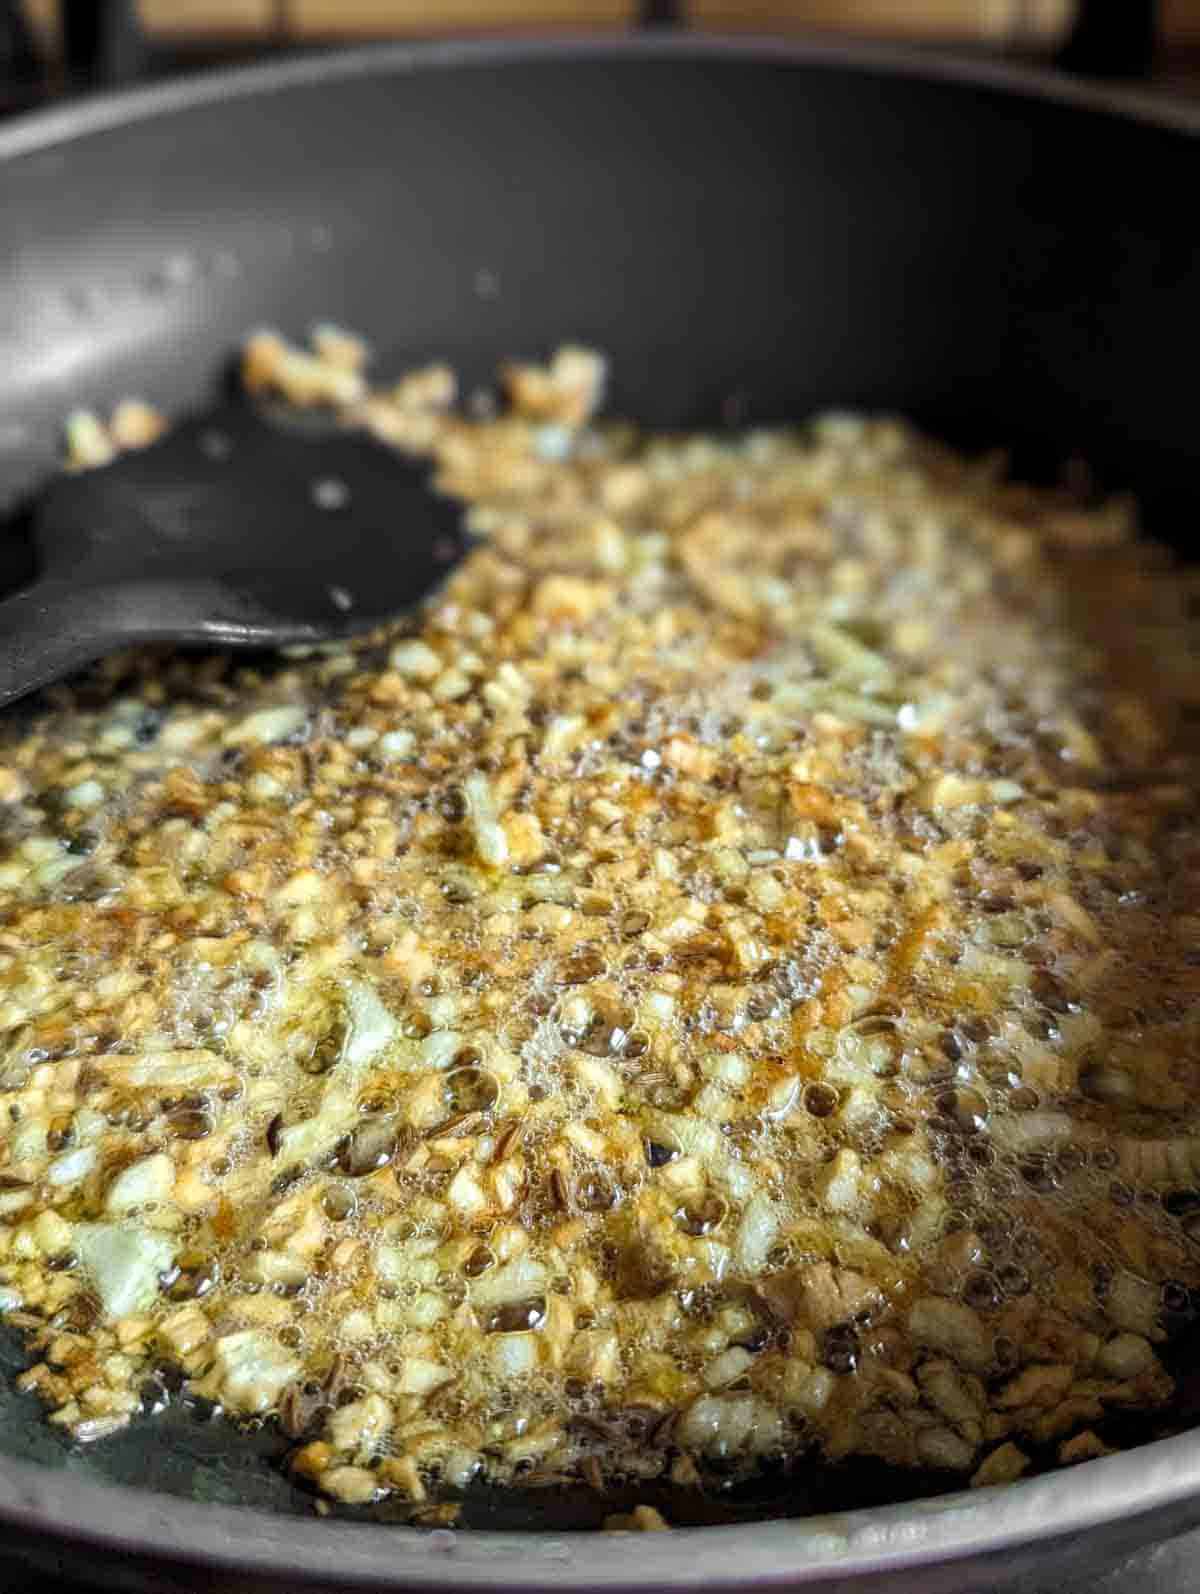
[1,29,1199,1588]
[1,1419,1200,1586]
[0,29,1197,166]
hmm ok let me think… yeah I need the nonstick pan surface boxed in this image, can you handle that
[0,33,1198,1591]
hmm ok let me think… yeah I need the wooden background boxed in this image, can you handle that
[18,0,1200,55]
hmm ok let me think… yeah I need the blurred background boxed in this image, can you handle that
[1,0,1198,110]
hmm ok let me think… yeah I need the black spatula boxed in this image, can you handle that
[0,400,468,708]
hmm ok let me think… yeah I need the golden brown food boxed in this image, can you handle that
[1,329,1199,1514]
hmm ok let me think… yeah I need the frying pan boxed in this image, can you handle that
[0,30,1199,1593]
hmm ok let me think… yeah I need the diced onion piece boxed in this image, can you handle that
[342,980,399,1071]
[704,1346,755,1389]
[224,704,308,747]
[199,1330,302,1414]
[733,1191,782,1276]
[676,1394,783,1459]
[75,1223,176,1319]
[469,1253,547,1311]
[105,1153,174,1214]
[489,1334,538,1378]
[47,1145,97,1186]
[463,771,509,871]
[396,1357,455,1396]
[96,1051,230,1090]
[448,1166,489,1218]
[418,1030,463,1071]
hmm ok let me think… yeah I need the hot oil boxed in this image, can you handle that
[2,340,1200,1519]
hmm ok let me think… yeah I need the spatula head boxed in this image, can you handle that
[30,399,468,644]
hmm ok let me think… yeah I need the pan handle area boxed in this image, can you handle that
[61,0,144,89]
[1057,0,1158,77]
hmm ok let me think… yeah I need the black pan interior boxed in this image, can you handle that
[1,44,1197,534]
[0,38,1197,1533]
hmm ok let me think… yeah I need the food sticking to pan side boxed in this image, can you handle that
[0,327,1198,1524]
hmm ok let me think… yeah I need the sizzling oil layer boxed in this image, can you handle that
[1,331,1199,1516]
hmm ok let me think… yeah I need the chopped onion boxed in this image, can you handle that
[469,1253,547,1311]
[47,1145,97,1186]
[396,1357,454,1395]
[418,1030,464,1071]
[200,1329,302,1414]
[733,1191,782,1275]
[105,1153,174,1213]
[342,980,398,1071]
[489,1333,537,1378]
[75,1223,176,1318]
[223,704,308,747]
